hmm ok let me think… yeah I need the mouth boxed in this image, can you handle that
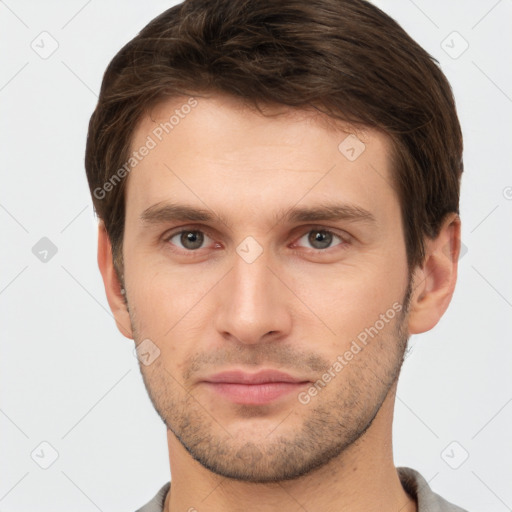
[202,369,310,405]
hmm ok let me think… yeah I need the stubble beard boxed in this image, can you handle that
[129,285,411,483]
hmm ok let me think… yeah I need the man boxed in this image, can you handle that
[85,0,467,510]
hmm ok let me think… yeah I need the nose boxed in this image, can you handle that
[213,248,292,346]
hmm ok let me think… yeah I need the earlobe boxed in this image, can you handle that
[407,213,461,335]
[97,222,134,339]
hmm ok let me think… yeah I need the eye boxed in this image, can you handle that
[294,228,348,250]
[165,229,214,251]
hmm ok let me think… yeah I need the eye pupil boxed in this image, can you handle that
[181,231,204,250]
[308,230,333,249]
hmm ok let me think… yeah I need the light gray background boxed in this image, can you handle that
[1,1,511,510]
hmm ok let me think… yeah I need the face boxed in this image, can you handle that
[120,94,412,482]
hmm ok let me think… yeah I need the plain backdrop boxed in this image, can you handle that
[1,1,511,511]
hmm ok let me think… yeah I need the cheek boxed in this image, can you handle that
[124,260,221,359]
[126,250,206,313]
[291,259,407,342]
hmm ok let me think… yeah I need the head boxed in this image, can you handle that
[86,0,463,482]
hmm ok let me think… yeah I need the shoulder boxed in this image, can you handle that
[134,482,170,512]
[398,467,468,512]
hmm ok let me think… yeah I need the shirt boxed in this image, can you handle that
[134,466,468,511]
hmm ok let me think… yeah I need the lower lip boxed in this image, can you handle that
[204,382,307,405]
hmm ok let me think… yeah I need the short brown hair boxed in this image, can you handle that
[85,0,463,277]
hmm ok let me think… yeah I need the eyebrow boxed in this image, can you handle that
[139,201,376,229]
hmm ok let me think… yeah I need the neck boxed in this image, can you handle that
[164,382,416,512]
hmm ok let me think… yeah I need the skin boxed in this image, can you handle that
[98,93,461,512]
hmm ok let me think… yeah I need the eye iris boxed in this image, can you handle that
[308,230,333,249]
[181,231,204,250]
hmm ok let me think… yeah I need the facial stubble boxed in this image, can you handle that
[128,282,412,483]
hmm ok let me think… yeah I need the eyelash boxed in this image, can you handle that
[162,226,351,256]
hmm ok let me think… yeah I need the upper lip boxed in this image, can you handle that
[203,369,309,384]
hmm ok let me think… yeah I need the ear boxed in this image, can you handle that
[407,213,461,335]
[97,221,134,339]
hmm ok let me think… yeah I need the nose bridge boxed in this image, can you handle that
[214,243,291,345]
[233,249,271,305]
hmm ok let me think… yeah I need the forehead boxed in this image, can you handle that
[124,94,397,226]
